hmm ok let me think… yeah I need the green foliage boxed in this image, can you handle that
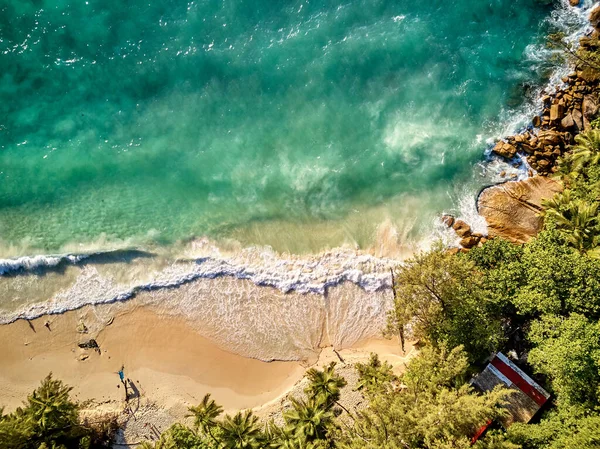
[388,244,503,361]
[0,374,117,449]
[509,230,600,317]
[283,397,335,444]
[355,353,397,397]
[218,411,263,449]
[138,364,347,449]
[527,314,600,407]
[568,130,600,176]
[263,421,304,449]
[187,394,223,444]
[546,128,600,257]
[305,362,348,415]
[508,404,600,449]
[342,345,512,449]
[542,192,600,256]
[400,345,469,393]
[138,423,214,449]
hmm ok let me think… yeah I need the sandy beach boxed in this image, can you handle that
[0,302,306,413]
[0,299,412,443]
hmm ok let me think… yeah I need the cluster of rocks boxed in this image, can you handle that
[441,215,487,251]
[492,75,599,174]
[443,5,599,250]
[491,6,600,174]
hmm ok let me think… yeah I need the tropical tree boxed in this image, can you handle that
[568,129,600,176]
[187,394,223,444]
[508,230,600,317]
[0,374,117,449]
[283,397,335,444]
[542,191,600,256]
[305,363,350,415]
[508,403,600,449]
[264,421,303,449]
[219,410,263,449]
[340,346,512,449]
[387,244,503,361]
[355,353,396,397]
[527,314,600,407]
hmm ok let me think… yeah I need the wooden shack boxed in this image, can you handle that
[471,352,550,427]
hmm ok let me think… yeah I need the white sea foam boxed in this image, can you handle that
[0,254,89,275]
[0,240,399,325]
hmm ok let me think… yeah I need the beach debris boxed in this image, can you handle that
[78,339,101,354]
[76,321,88,334]
[78,354,89,361]
[106,316,115,326]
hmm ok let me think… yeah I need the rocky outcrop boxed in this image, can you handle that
[478,177,562,244]
[491,12,600,175]
[439,217,487,250]
[590,4,600,29]
[452,219,472,238]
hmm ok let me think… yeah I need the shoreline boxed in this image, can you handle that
[0,303,306,414]
[0,300,413,444]
[0,1,596,444]
[0,302,310,413]
[0,3,595,327]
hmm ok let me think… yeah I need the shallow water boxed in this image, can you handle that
[0,0,574,256]
[0,1,595,351]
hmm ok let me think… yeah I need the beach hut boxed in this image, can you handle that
[470,352,550,436]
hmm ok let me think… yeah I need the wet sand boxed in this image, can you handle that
[0,303,306,414]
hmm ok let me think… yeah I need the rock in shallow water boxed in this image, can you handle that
[478,177,562,244]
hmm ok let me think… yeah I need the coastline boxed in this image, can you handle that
[1,1,597,445]
[0,303,305,413]
[0,300,413,444]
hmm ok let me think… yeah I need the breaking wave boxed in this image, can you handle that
[0,240,398,325]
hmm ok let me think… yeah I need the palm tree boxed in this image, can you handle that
[305,362,350,415]
[136,441,157,449]
[219,410,263,449]
[187,393,223,444]
[543,192,600,255]
[264,421,304,449]
[24,374,79,433]
[568,129,600,176]
[283,397,334,443]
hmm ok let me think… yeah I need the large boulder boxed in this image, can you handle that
[492,141,517,159]
[591,4,600,29]
[583,94,599,119]
[478,177,562,244]
[452,219,472,238]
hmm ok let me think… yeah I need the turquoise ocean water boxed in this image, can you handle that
[0,0,573,256]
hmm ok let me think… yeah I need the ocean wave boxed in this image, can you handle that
[0,242,399,325]
[0,254,89,276]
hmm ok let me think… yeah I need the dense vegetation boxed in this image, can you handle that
[384,126,600,448]
[0,375,118,449]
